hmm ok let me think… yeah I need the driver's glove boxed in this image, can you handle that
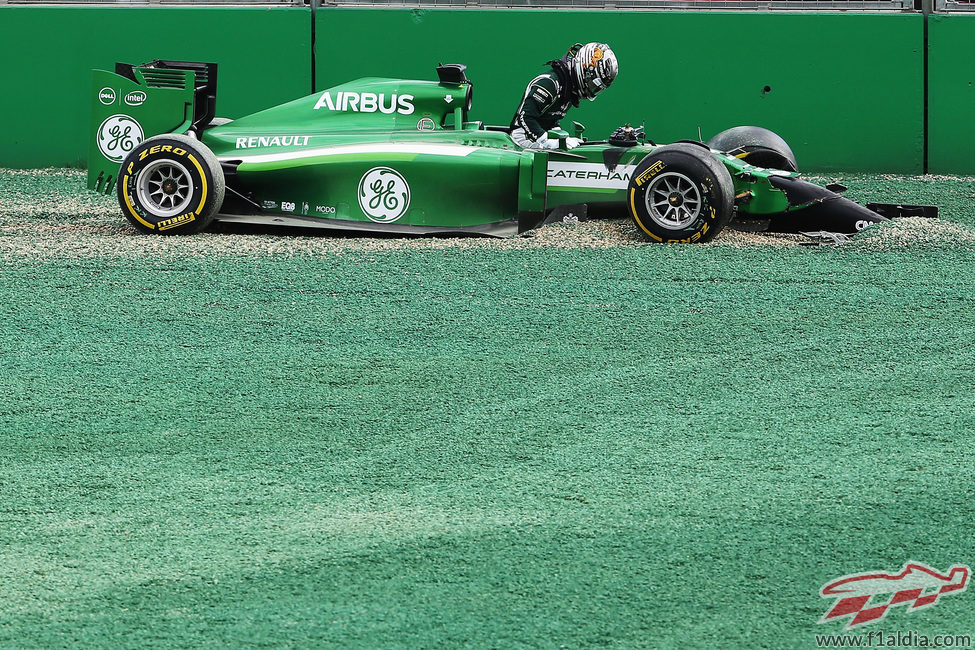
[534,135,560,150]
[565,137,584,149]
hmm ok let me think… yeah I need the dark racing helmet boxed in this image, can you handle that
[570,42,618,101]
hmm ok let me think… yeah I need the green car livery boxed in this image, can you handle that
[89,60,894,242]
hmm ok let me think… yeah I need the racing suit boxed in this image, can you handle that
[509,60,579,150]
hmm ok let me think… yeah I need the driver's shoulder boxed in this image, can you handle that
[528,70,562,96]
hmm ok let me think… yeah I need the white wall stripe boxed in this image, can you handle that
[226,143,483,165]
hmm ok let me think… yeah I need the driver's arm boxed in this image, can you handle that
[512,76,562,149]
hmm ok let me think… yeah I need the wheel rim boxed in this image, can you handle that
[644,172,702,230]
[136,159,193,218]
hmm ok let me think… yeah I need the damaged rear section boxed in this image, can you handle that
[88,61,217,194]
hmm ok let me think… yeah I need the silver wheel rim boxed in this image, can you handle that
[645,171,702,230]
[136,159,193,218]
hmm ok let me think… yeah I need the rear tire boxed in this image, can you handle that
[707,125,798,172]
[627,143,734,243]
[117,133,225,235]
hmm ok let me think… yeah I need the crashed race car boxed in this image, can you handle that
[88,60,925,242]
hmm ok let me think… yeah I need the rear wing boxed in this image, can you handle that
[89,60,217,194]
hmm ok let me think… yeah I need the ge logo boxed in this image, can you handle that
[96,114,144,163]
[357,167,410,223]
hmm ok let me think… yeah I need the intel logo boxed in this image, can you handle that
[98,87,116,105]
[124,91,147,106]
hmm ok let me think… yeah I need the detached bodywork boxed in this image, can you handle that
[89,60,900,242]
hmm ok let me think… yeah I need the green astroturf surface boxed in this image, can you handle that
[1,172,974,648]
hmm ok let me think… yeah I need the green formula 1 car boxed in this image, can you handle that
[88,60,898,242]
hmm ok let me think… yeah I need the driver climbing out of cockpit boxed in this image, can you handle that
[510,42,619,150]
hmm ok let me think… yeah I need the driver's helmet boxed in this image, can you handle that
[570,42,618,101]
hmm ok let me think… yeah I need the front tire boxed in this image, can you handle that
[627,143,734,243]
[707,125,798,172]
[117,133,225,235]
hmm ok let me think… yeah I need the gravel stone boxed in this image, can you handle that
[2,168,973,260]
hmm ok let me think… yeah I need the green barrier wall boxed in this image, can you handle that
[2,6,970,174]
[315,10,923,173]
[0,7,310,168]
[928,13,975,175]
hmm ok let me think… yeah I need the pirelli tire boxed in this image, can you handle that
[707,125,798,173]
[117,133,225,235]
[627,143,734,243]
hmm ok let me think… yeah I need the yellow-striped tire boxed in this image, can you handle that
[117,133,225,235]
[627,143,734,244]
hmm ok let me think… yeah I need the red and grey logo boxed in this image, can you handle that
[819,561,969,630]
